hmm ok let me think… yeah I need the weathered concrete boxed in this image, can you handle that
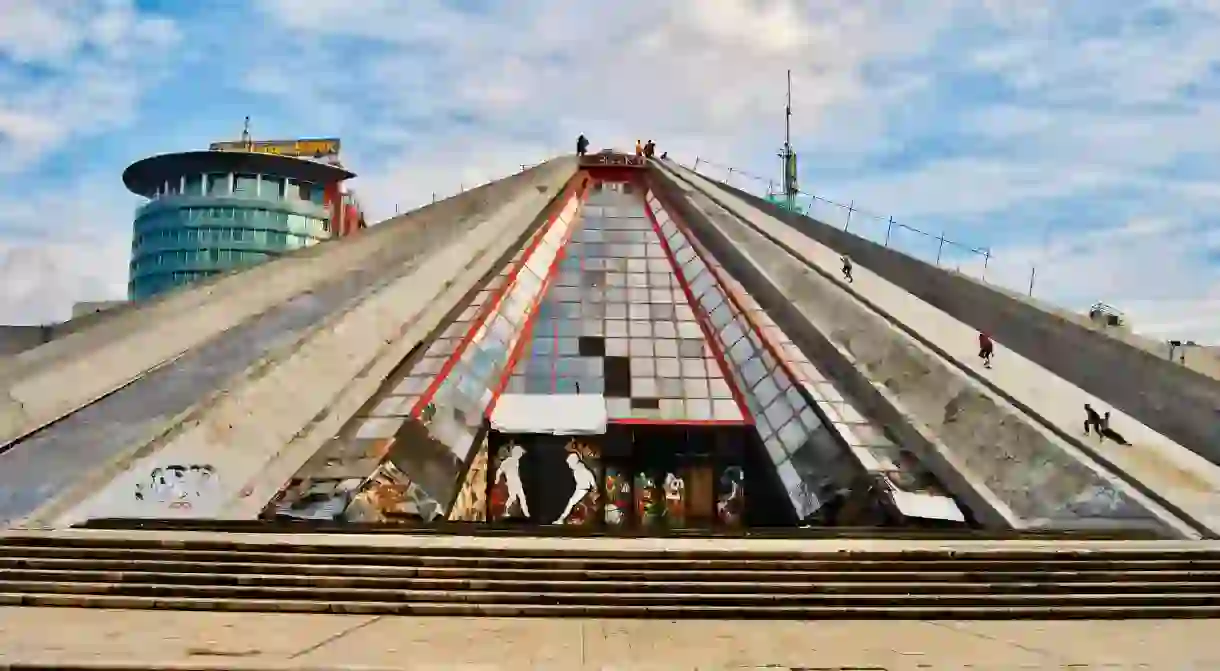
[654,163,1198,537]
[25,169,576,527]
[669,163,1220,537]
[4,607,1220,670]
[696,163,1220,472]
[0,159,576,452]
[0,328,53,358]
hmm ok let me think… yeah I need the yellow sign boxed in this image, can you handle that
[208,138,341,161]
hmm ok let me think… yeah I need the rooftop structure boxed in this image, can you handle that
[122,134,365,301]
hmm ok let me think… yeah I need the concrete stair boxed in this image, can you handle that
[1,535,1218,619]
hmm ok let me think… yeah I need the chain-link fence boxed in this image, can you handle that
[679,156,1043,299]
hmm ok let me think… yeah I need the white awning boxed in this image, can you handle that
[889,490,967,523]
[490,394,608,435]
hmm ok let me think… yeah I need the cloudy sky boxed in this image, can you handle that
[1,0,1219,341]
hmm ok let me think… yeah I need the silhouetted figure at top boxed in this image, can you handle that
[644,140,656,158]
[660,151,668,159]
[576,134,589,157]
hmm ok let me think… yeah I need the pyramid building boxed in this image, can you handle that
[1,151,1219,541]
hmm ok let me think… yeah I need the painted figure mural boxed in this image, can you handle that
[635,472,664,528]
[663,471,686,527]
[448,439,490,522]
[555,440,600,525]
[604,466,632,528]
[717,466,745,528]
[491,443,530,519]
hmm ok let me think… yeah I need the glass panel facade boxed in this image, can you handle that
[264,187,588,523]
[128,203,330,300]
[645,189,855,519]
[505,182,744,423]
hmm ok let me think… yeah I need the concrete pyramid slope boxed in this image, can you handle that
[651,160,1208,538]
[0,159,578,529]
[2,152,1208,539]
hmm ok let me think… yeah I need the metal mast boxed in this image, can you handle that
[780,70,795,211]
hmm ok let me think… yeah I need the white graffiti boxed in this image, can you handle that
[555,452,596,524]
[134,464,219,510]
[495,444,530,518]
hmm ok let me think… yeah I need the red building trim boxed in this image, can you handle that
[644,175,812,416]
[638,176,754,424]
[484,173,592,416]
[411,172,590,417]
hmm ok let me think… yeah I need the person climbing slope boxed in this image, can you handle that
[978,331,994,369]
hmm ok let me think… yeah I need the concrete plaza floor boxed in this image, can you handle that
[0,607,1217,670]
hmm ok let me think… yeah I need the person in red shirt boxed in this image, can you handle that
[978,332,994,369]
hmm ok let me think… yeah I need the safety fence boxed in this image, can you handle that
[680,156,1044,299]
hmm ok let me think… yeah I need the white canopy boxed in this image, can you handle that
[490,394,608,435]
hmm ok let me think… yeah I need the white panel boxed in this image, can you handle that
[491,393,608,435]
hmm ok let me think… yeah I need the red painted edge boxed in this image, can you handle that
[483,172,592,417]
[638,175,754,424]
[411,172,590,417]
[644,176,811,416]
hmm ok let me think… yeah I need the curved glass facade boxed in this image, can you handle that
[128,171,333,301]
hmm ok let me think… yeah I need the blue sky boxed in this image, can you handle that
[2,0,1220,341]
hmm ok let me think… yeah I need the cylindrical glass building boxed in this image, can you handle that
[122,151,356,301]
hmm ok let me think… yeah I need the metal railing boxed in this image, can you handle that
[681,156,1043,299]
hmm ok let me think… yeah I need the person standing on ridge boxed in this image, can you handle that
[978,331,994,369]
[576,134,589,157]
[635,140,644,156]
[644,140,656,158]
[840,255,853,283]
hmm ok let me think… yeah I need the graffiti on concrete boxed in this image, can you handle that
[133,464,219,510]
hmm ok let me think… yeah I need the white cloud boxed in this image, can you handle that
[0,0,179,172]
[4,0,1220,346]
[0,0,178,324]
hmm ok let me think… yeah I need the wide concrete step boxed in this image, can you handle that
[5,572,1218,594]
[10,558,1219,584]
[6,545,1220,572]
[5,534,1213,557]
[2,592,1217,619]
[5,534,1218,618]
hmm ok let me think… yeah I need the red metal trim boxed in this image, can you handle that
[644,176,811,413]
[637,175,754,424]
[411,173,589,417]
[484,172,592,416]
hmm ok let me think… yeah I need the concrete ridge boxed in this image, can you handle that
[661,162,1213,539]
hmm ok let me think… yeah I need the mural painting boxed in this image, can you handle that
[265,437,395,522]
[448,438,490,522]
[603,465,632,528]
[490,442,530,521]
[345,460,442,523]
[134,464,219,511]
[634,472,664,529]
[554,440,600,526]
[270,478,363,520]
[716,466,745,528]
[663,472,686,527]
